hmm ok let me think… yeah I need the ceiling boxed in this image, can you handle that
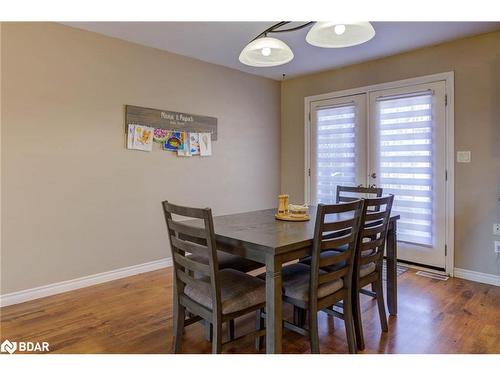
[63,22,500,80]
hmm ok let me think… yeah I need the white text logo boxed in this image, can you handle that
[1,339,49,354]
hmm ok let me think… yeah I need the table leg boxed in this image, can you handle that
[386,221,398,316]
[265,255,282,354]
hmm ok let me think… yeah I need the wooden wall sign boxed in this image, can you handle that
[125,105,218,140]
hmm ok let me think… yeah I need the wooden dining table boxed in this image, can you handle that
[187,207,400,354]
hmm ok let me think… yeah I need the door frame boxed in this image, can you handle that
[304,72,455,275]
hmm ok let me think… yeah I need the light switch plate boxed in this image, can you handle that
[457,151,471,163]
[495,241,500,254]
[494,223,500,236]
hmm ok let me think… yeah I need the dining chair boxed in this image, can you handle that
[300,185,384,291]
[321,195,394,351]
[336,185,383,204]
[169,206,264,342]
[297,185,383,292]
[162,201,266,354]
[267,201,364,353]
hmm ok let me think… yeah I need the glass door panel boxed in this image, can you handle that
[309,94,367,205]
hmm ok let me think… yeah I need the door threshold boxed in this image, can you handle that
[395,260,447,276]
[415,270,449,281]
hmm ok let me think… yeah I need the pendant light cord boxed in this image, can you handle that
[251,21,314,42]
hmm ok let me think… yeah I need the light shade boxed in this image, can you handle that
[239,37,294,67]
[306,22,375,48]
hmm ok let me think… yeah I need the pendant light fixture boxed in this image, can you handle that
[239,36,294,67]
[239,22,375,67]
[239,22,313,67]
[306,22,375,48]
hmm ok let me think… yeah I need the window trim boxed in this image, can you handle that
[304,72,455,276]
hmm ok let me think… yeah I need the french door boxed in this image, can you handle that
[309,81,447,269]
[309,94,367,205]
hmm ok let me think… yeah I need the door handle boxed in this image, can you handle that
[370,172,377,179]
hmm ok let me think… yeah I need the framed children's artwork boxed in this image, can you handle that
[163,131,185,152]
[189,133,200,155]
[177,147,191,157]
[131,125,154,152]
[153,128,169,143]
[199,132,212,156]
[127,124,135,149]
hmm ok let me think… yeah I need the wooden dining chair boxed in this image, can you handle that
[168,205,263,343]
[322,195,394,351]
[162,201,267,354]
[298,185,382,276]
[336,185,383,204]
[271,201,364,353]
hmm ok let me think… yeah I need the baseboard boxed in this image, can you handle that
[0,257,172,308]
[454,268,500,287]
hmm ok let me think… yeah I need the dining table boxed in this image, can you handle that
[187,207,400,354]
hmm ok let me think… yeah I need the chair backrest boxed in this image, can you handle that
[336,185,383,204]
[354,195,394,279]
[162,201,221,315]
[309,200,364,305]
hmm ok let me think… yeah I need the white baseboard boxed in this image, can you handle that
[4,260,496,308]
[0,257,172,308]
[454,268,500,287]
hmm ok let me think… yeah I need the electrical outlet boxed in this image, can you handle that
[495,241,500,254]
[494,223,500,236]
[457,151,471,163]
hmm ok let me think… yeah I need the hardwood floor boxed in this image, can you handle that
[1,267,499,354]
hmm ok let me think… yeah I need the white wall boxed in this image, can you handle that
[1,22,280,294]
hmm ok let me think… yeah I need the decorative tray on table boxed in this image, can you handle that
[275,203,310,221]
[275,213,310,222]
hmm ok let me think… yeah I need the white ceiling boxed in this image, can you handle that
[63,22,500,80]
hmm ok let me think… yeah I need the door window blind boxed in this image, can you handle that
[315,104,357,204]
[377,94,434,246]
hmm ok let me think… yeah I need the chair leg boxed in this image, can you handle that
[173,301,186,353]
[353,290,365,351]
[203,320,213,342]
[293,306,300,326]
[309,310,320,354]
[228,319,235,341]
[255,308,265,351]
[343,293,358,354]
[373,280,388,332]
[293,306,307,328]
[212,320,223,354]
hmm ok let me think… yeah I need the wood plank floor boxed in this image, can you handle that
[1,267,499,354]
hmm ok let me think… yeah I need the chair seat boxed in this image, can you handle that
[184,269,266,314]
[188,251,263,273]
[315,251,375,278]
[359,262,376,278]
[301,250,376,278]
[279,263,344,302]
[299,246,347,266]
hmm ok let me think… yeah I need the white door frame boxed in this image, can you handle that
[304,72,455,275]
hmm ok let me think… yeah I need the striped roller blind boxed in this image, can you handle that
[377,93,434,246]
[315,104,357,204]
